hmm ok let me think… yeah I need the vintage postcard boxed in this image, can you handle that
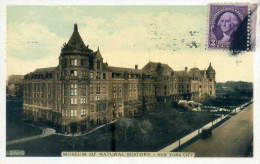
[1,0,260,164]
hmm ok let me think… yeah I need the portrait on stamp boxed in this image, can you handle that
[216,12,240,45]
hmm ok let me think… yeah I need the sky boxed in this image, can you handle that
[6,6,254,82]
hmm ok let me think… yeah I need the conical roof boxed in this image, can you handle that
[66,24,86,49]
[206,62,215,73]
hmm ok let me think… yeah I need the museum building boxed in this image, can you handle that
[23,24,216,133]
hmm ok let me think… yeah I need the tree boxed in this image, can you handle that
[118,118,136,143]
[136,120,153,150]
[100,101,118,134]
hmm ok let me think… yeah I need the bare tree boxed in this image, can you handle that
[118,118,136,143]
[137,120,153,150]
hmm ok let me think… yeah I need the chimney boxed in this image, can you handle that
[74,24,78,31]
[135,64,138,69]
[185,67,188,71]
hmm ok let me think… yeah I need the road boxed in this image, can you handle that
[183,104,253,157]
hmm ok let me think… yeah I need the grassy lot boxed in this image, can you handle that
[7,107,216,156]
[6,97,42,141]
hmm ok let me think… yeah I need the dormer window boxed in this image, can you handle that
[71,59,77,66]
[97,60,100,69]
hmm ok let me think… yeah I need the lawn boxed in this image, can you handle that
[7,107,216,156]
[6,97,42,141]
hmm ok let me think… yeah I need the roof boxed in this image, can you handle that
[207,62,215,73]
[62,24,93,53]
[189,68,203,78]
[142,62,173,76]
[102,63,111,71]
[67,24,86,49]
[33,67,56,73]
[109,66,143,74]
[175,71,192,78]
[200,70,205,75]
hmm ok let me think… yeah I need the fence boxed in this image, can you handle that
[158,100,253,152]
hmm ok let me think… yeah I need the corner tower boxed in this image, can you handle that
[206,62,216,97]
[58,24,94,133]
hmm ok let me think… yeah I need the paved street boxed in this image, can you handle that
[183,104,253,157]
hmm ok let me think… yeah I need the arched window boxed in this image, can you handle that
[97,60,100,69]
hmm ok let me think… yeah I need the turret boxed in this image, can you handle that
[58,24,92,77]
[206,62,216,97]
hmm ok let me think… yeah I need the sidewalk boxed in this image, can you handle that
[7,128,55,145]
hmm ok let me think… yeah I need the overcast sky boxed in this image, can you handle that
[6,6,253,82]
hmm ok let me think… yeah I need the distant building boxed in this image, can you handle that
[7,75,24,97]
[23,24,216,133]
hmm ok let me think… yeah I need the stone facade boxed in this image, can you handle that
[23,24,216,134]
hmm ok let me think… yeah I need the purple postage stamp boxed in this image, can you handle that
[207,4,257,51]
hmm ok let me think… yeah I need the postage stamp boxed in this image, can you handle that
[207,4,257,51]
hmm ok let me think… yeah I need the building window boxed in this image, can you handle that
[96,84,100,94]
[129,84,132,91]
[80,97,86,104]
[81,109,86,117]
[62,110,66,117]
[102,85,106,93]
[70,84,77,96]
[96,72,101,79]
[71,109,77,117]
[113,84,116,92]
[70,70,77,76]
[91,105,94,112]
[70,59,77,66]
[119,84,122,92]
[199,85,202,88]
[47,83,52,99]
[97,60,100,69]
[81,84,86,96]
[46,73,52,79]
[90,95,93,101]
[96,95,101,101]
[210,79,212,82]
[71,98,77,104]
[138,84,141,91]
[90,84,93,94]
[81,60,84,66]
[81,70,86,76]
[90,72,94,79]
[103,73,106,79]
[64,59,68,67]
[97,104,101,112]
